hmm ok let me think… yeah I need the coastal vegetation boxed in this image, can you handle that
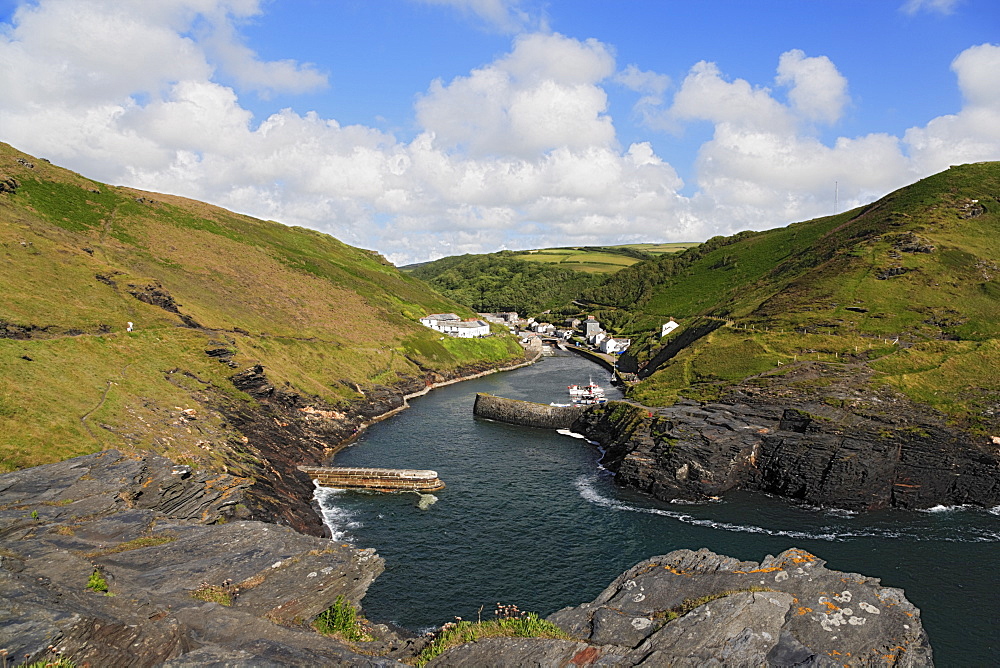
[415,162,999,432]
[404,243,696,316]
[0,142,524,473]
[313,596,375,642]
[415,604,572,666]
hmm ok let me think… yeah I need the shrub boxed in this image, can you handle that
[313,596,373,642]
[86,570,108,593]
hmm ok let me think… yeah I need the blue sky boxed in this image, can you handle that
[1,0,998,264]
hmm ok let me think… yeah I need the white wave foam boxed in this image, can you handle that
[574,475,841,541]
[557,429,599,444]
[990,506,1000,516]
[412,492,438,510]
[920,504,970,513]
[313,484,357,542]
[574,475,1000,543]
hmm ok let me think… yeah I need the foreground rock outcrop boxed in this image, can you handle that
[0,450,405,666]
[1,450,931,667]
[432,548,932,667]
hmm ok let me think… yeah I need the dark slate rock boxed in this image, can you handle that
[0,450,395,667]
[545,547,931,667]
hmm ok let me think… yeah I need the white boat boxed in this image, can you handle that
[568,377,605,397]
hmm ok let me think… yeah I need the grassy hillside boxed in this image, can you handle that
[404,243,698,317]
[0,143,522,472]
[597,163,1000,430]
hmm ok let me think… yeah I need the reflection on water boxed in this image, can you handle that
[321,352,998,664]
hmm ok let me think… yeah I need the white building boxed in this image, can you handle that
[420,313,460,329]
[600,337,632,355]
[420,313,490,338]
[440,319,490,338]
[661,318,679,338]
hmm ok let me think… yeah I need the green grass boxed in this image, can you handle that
[415,612,571,666]
[0,142,524,474]
[86,534,175,557]
[86,570,108,593]
[313,595,374,642]
[598,162,1000,420]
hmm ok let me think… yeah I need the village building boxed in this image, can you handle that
[420,313,490,338]
[420,313,460,329]
[600,337,632,355]
[661,318,679,337]
[583,315,602,338]
[480,312,519,325]
[532,322,556,335]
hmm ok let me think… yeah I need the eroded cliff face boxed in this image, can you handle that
[572,388,1000,511]
[216,357,530,537]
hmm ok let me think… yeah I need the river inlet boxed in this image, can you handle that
[322,352,998,665]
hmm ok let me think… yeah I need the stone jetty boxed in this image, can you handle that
[473,392,586,429]
[298,466,445,492]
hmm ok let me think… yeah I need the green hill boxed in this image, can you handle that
[592,162,1000,430]
[404,244,696,317]
[0,143,522,473]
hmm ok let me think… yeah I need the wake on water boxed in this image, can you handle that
[312,484,439,541]
[573,475,1000,544]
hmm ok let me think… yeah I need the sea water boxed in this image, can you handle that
[322,352,999,664]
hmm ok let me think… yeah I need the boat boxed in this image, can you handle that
[567,377,605,397]
[572,395,607,405]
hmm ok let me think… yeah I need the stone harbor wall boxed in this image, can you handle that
[473,392,586,429]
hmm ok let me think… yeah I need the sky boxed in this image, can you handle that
[1,1,998,265]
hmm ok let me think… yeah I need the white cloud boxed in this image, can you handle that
[903,43,1000,172]
[775,49,849,124]
[1,2,998,265]
[900,0,962,15]
[671,51,909,229]
[615,64,673,131]
[415,33,617,157]
[415,0,534,33]
[672,61,796,134]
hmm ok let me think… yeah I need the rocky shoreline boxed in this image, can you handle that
[0,349,961,666]
[572,378,1000,512]
[0,449,932,667]
[215,350,541,538]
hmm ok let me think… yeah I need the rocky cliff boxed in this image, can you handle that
[431,547,931,667]
[572,384,1000,511]
[222,357,532,538]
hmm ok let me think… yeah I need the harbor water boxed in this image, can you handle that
[321,351,999,665]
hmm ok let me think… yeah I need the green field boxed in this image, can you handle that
[515,243,697,273]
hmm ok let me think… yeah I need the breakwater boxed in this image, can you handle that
[299,465,445,491]
[473,392,586,429]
